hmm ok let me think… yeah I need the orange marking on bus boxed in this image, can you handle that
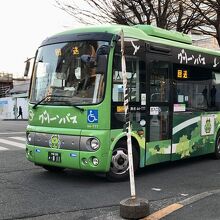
[143,203,183,220]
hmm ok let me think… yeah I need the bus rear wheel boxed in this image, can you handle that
[106,142,139,181]
[42,165,65,172]
[214,132,220,159]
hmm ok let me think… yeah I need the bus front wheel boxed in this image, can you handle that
[215,132,220,159]
[106,142,139,181]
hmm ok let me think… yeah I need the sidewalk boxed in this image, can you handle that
[161,192,220,220]
[145,189,220,220]
[2,118,28,121]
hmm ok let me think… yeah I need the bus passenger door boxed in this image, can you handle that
[145,59,172,165]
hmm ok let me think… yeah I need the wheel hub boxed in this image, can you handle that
[111,149,129,174]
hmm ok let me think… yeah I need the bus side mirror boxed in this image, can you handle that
[97,45,110,56]
[81,55,95,68]
[96,55,107,74]
[81,55,91,63]
[24,60,30,76]
[96,45,110,74]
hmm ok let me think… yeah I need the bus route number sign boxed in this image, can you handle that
[177,69,188,79]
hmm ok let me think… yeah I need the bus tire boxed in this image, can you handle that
[214,132,220,159]
[42,165,65,172]
[106,141,139,181]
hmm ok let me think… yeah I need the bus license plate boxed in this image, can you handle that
[48,152,61,163]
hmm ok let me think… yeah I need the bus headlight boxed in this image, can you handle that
[26,132,32,144]
[26,132,35,145]
[81,137,100,151]
[90,138,100,150]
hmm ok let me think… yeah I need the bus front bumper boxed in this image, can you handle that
[26,144,110,172]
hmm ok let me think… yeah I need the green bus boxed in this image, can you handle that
[26,24,220,181]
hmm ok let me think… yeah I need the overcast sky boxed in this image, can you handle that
[0,0,79,77]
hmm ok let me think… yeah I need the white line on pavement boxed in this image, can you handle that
[9,137,26,141]
[0,138,26,149]
[0,146,9,151]
[0,132,25,135]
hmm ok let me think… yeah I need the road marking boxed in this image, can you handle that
[179,191,213,206]
[143,203,183,220]
[0,132,25,135]
[152,188,162,191]
[0,146,9,151]
[9,137,26,141]
[0,138,25,149]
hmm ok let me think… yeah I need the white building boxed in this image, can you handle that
[0,79,29,120]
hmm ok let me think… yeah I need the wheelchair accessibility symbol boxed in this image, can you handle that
[87,110,98,123]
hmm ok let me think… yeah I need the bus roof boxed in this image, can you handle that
[50,24,220,56]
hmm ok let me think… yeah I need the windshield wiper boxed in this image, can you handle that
[50,99,85,112]
[32,94,55,109]
[32,95,85,112]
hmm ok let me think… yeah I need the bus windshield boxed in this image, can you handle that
[30,40,108,105]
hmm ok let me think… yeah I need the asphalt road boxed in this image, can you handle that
[0,120,220,219]
[0,119,27,137]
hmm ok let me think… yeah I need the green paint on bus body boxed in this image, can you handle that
[26,110,220,170]
[142,113,219,165]
[26,24,220,178]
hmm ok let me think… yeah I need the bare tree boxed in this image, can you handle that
[55,0,219,44]
[190,0,220,46]
[54,0,115,25]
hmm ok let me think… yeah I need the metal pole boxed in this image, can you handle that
[120,29,136,198]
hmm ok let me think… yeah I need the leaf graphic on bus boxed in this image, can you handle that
[176,135,191,158]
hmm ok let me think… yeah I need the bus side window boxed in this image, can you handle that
[112,57,140,102]
[173,64,214,111]
[111,39,146,129]
[212,72,220,110]
[150,62,169,103]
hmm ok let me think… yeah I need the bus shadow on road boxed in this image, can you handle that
[30,154,214,184]
[136,154,214,179]
[33,167,108,183]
